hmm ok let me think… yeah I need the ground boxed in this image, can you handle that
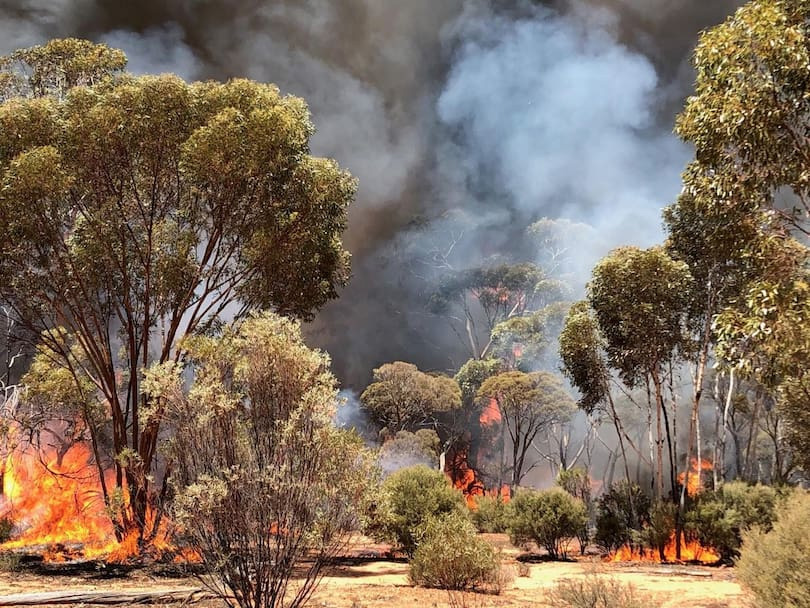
[0,535,748,607]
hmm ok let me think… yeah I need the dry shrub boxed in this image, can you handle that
[409,511,503,592]
[737,491,810,608]
[549,572,660,608]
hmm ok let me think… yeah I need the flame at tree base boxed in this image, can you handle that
[0,441,189,563]
[607,532,720,564]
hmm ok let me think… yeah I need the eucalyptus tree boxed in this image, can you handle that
[476,370,575,491]
[0,39,355,544]
[587,247,692,499]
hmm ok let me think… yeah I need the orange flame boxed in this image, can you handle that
[480,398,501,426]
[445,445,509,509]
[608,532,720,564]
[678,458,713,497]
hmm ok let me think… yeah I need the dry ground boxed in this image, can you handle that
[0,535,747,607]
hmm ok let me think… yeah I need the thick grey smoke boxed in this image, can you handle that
[0,0,743,386]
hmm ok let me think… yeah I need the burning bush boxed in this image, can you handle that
[594,481,650,554]
[737,491,810,608]
[368,465,467,557]
[158,312,378,608]
[409,511,502,592]
[507,488,588,560]
[685,481,782,562]
[637,501,677,562]
[470,495,509,534]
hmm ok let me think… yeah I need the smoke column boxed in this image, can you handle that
[0,0,742,386]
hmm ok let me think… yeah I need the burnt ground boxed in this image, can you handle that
[0,535,747,608]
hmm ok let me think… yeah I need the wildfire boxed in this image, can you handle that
[608,534,720,564]
[480,398,502,426]
[0,442,118,556]
[445,445,509,509]
[678,458,713,496]
[0,441,187,563]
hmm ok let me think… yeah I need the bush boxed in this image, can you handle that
[507,488,588,560]
[594,481,650,553]
[409,511,502,592]
[377,429,441,476]
[549,572,660,608]
[637,501,676,562]
[470,495,509,533]
[370,465,467,556]
[737,491,810,608]
[685,481,781,562]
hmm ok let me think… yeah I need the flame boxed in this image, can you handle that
[0,442,118,555]
[480,398,501,426]
[0,440,188,563]
[678,458,713,497]
[445,445,509,509]
[608,532,720,564]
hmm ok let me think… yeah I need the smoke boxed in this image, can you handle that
[0,0,743,387]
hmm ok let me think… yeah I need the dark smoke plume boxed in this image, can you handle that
[0,0,742,387]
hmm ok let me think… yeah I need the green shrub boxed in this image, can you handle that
[737,491,810,608]
[0,553,21,573]
[409,511,502,592]
[0,517,13,543]
[549,572,660,608]
[557,468,592,505]
[685,481,781,561]
[368,465,467,556]
[507,488,588,560]
[470,495,509,533]
[637,501,676,562]
[594,481,650,553]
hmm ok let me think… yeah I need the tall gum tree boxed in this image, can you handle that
[0,40,356,545]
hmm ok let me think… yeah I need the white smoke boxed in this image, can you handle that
[435,2,691,284]
[101,24,200,80]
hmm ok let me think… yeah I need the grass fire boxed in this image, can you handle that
[1,2,810,608]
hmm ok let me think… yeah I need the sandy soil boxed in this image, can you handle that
[0,535,748,608]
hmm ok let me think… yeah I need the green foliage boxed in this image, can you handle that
[470,495,509,534]
[594,481,650,553]
[559,301,609,414]
[557,468,592,506]
[588,246,692,387]
[638,501,676,562]
[409,511,502,592]
[161,312,378,608]
[507,488,588,560]
[490,302,571,367]
[0,38,126,99]
[737,491,810,608]
[0,552,21,573]
[549,572,660,608]
[455,358,503,407]
[684,481,781,561]
[361,362,461,431]
[369,465,467,557]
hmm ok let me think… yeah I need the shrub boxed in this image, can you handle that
[737,491,810,608]
[370,465,467,556]
[470,495,509,533]
[549,572,660,608]
[378,429,441,476]
[507,488,588,560]
[594,481,650,553]
[685,481,781,561]
[409,511,502,592]
[638,501,676,562]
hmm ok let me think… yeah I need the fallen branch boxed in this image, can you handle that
[0,588,217,605]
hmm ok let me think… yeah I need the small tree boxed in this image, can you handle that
[595,481,651,554]
[477,371,575,490]
[360,362,461,432]
[368,465,467,557]
[507,488,588,560]
[158,312,376,608]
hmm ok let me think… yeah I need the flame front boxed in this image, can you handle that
[0,442,118,557]
[608,533,720,564]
